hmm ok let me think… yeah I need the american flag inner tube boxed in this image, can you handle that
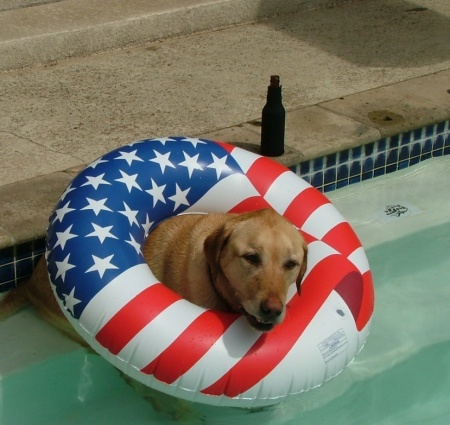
[46,137,374,408]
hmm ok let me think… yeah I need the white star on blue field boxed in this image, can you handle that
[46,137,242,319]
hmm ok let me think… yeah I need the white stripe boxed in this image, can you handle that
[116,300,205,369]
[175,316,262,391]
[347,247,370,274]
[304,240,339,275]
[185,174,259,213]
[293,240,340,300]
[229,147,260,173]
[264,172,310,214]
[286,281,300,302]
[79,263,158,336]
[301,203,346,239]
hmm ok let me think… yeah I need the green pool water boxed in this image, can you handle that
[1,156,449,424]
[2,222,449,425]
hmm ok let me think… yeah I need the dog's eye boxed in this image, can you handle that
[243,253,261,266]
[284,260,298,270]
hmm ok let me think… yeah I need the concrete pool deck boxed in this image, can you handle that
[0,0,449,249]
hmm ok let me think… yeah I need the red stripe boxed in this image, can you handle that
[228,196,272,213]
[95,284,181,355]
[334,271,363,324]
[284,187,330,229]
[356,270,374,331]
[321,222,362,257]
[201,255,358,397]
[213,140,235,153]
[246,157,288,196]
[141,310,238,382]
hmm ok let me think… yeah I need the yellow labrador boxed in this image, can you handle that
[144,208,307,331]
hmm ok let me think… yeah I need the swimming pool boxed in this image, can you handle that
[1,155,449,424]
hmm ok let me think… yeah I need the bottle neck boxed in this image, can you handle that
[266,85,282,104]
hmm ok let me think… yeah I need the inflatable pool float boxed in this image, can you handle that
[45,137,374,408]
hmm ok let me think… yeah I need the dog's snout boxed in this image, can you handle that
[260,297,283,319]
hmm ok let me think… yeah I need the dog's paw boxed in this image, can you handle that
[121,373,205,424]
[0,287,29,322]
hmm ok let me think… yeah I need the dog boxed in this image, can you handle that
[0,208,307,419]
[144,208,307,331]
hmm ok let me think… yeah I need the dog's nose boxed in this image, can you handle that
[260,298,283,319]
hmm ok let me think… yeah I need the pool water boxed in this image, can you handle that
[1,156,449,425]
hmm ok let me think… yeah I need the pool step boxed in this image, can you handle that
[0,0,351,71]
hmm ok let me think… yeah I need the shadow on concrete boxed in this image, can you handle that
[259,0,450,68]
[0,0,64,12]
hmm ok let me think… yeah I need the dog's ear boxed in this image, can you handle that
[296,242,308,295]
[204,222,234,277]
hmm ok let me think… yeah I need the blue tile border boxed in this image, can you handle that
[1,119,449,293]
[0,239,45,293]
[292,120,450,193]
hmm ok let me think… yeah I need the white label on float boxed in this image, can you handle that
[375,200,422,224]
[318,328,349,363]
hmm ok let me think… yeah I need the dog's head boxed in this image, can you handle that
[204,209,307,332]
